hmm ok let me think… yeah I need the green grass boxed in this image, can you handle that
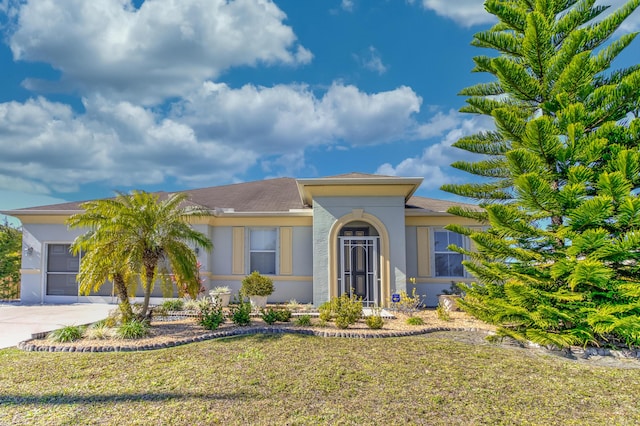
[1,332,639,425]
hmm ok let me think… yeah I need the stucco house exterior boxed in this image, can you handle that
[3,173,481,307]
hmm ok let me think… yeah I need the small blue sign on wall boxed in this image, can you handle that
[391,293,400,303]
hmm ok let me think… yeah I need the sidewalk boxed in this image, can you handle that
[0,303,115,349]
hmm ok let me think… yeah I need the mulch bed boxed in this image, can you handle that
[18,310,495,353]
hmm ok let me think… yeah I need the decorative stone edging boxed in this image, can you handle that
[17,326,489,353]
[17,326,640,361]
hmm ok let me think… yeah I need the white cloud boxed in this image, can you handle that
[0,82,458,194]
[171,81,426,150]
[376,114,494,190]
[417,0,640,30]
[0,175,51,195]
[418,0,494,27]
[355,46,388,75]
[341,0,354,12]
[0,96,257,192]
[414,109,463,139]
[8,0,311,104]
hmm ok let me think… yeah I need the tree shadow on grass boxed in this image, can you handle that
[0,390,257,406]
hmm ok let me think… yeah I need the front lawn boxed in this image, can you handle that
[1,332,638,425]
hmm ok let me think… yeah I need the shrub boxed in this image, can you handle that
[295,314,312,326]
[104,307,128,327]
[318,301,333,322]
[322,293,363,329]
[241,271,274,296]
[161,299,184,311]
[333,293,363,329]
[366,315,384,329]
[334,316,351,329]
[48,325,85,343]
[229,300,252,326]
[196,297,213,311]
[92,318,109,328]
[275,308,292,322]
[436,303,451,321]
[84,322,115,340]
[198,299,226,330]
[261,308,279,325]
[285,299,301,311]
[116,319,149,339]
[390,288,424,317]
[183,298,203,311]
[365,306,384,329]
[406,316,425,326]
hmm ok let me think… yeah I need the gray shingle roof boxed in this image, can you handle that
[7,175,478,214]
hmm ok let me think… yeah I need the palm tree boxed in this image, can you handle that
[68,191,212,319]
[69,231,136,322]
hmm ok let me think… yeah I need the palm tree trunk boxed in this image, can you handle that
[113,273,133,322]
[140,255,158,320]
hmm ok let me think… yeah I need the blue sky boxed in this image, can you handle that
[1,0,639,222]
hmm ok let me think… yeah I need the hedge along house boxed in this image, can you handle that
[3,173,481,307]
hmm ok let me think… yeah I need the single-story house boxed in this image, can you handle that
[3,173,481,307]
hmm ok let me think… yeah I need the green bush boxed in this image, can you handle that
[295,314,312,326]
[318,301,333,322]
[406,316,425,326]
[320,293,363,329]
[198,299,226,330]
[229,300,252,326]
[333,293,363,329]
[365,306,385,329]
[48,325,85,343]
[241,271,274,296]
[275,308,292,322]
[436,303,451,321]
[261,308,279,325]
[116,319,149,339]
[334,316,350,329]
[161,299,184,311]
[365,315,384,329]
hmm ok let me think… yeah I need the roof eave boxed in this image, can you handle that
[404,209,455,216]
[0,209,82,216]
[212,210,313,217]
[296,176,424,206]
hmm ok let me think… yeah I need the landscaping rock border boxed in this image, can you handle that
[17,325,490,353]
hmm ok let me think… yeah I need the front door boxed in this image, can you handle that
[338,229,380,306]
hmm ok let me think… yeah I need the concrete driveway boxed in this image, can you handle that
[0,303,115,349]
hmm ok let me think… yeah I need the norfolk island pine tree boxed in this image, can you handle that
[442,0,640,349]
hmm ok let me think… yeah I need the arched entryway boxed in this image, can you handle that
[328,211,390,307]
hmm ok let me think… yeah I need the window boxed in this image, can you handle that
[249,228,277,275]
[46,244,79,296]
[433,230,465,277]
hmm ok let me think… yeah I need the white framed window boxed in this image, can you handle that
[433,230,465,277]
[249,228,277,275]
[46,244,80,296]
